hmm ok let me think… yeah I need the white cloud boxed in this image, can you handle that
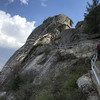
[20,0,29,5]
[41,0,47,7]
[41,2,47,7]
[0,10,35,49]
[8,0,29,5]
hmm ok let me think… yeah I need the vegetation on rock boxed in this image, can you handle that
[85,0,100,16]
[84,0,100,34]
[12,57,90,100]
[12,75,22,91]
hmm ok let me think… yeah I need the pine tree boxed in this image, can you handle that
[84,0,100,16]
[85,5,100,33]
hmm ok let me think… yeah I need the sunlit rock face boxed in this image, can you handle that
[0,14,74,87]
[0,14,99,100]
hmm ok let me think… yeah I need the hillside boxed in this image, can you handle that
[0,14,100,100]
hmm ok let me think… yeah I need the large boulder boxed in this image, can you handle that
[77,74,95,94]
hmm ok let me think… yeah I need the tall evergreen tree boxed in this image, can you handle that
[84,0,100,34]
[84,0,100,16]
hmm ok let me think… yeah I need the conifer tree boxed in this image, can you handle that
[84,0,100,34]
[84,0,100,16]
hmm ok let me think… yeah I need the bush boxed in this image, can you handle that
[14,84,34,100]
[62,74,80,91]
[14,57,90,100]
[35,91,54,100]
[53,57,90,100]
[12,75,22,91]
[54,73,88,100]
[14,73,43,100]
[0,96,6,100]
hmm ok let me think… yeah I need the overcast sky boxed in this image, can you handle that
[0,0,92,70]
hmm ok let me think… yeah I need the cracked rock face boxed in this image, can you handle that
[0,14,97,88]
[0,14,100,100]
[0,14,73,86]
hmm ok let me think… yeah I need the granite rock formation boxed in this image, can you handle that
[0,14,99,100]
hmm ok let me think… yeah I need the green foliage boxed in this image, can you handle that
[85,0,100,16]
[54,73,87,100]
[84,3,100,34]
[54,73,88,100]
[12,75,22,91]
[15,84,35,100]
[14,72,42,100]
[0,96,6,100]
[54,89,87,100]
[53,57,90,100]
[35,91,54,100]
[13,57,90,100]
[62,74,80,91]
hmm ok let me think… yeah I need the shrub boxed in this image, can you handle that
[14,84,35,100]
[14,72,43,100]
[14,57,90,100]
[54,73,88,100]
[62,74,80,91]
[0,96,6,100]
[35,91,54,100]
[12,75,22,91]
[53,57,90,100]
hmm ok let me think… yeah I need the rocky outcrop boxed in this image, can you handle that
[75,21,87,33]
[77,73,100,100]
[0,14,97,88]
[0,14,100,100]
[77,74,95,94]
[0,14,73,87]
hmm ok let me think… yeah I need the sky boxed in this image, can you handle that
[0,0,93,70]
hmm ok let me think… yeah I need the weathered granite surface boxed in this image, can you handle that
[0,14,100,99]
